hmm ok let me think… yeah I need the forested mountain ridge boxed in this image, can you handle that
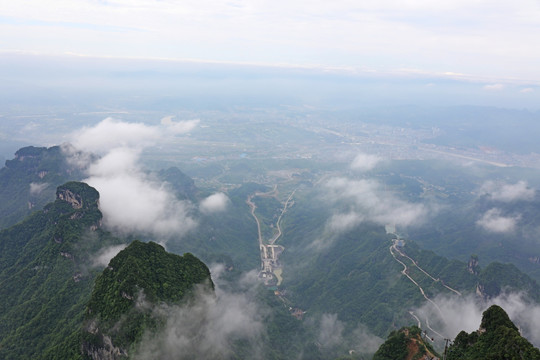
[0,181,124,359]
[0,145,82,229]
[82,241,213,359]
[446,305,540,360]
[372,305,540,360]
[372,325,439,360]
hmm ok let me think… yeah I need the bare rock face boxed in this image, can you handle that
[467,255,479,275]
[82,333,128,360]
[55,181,100,210]
[57,189,83,209]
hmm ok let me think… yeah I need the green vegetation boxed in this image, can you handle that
[83,241,213,358]
[373,326,439,360]
[0,146,81,229]
[447,305,540,360]
[0,181,124,360]
[280,187,540,341]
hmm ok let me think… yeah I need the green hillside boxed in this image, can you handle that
[0,181,125,359]
[82,241,213,359]
[447,305,540,360]
[0,146,82,229]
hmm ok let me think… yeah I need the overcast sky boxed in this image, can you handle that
[1,0,540,86]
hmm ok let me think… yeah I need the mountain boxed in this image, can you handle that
[0,145,83,229]
[372,326,439,360]
[82,241,213,359]
[446,305,540,360]
[158,166,198,201]
[0,180,214,360]
[0,181,125,359]
[281,218,540,338]
[373,305,540,359]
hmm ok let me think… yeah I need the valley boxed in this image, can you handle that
[2,112,540,358]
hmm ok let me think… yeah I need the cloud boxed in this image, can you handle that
[91,244,128,267]
[71,118,161,154]
[4,0,540,84]
[520,87,534,93]
[350,153,382,172]
[311,177,429,249]
[324,177,428,231]
[29,182,48,195]
[65,118,199,239]
[133,265,264,360]
[317,314,383,355]
[328,211,365,233]
[350,325,385,354]
[476,208,518,233]
[70,117,198,154]
[160,116,200,135]
[199,193,229,214]
[318,314,345,348]
[85,156,197,238]
[483,84,504,91]
[414,292,540,347]
[480,180,535,202]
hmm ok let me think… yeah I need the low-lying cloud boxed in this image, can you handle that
[64,118,200,240]
[414,292,540,347]
[71,118,162,155]
[134,265,264,360]
[324,177,428,232]
[318,313,345,348]
[29,182,48,195]
[476,208,519,233]
[91,244,128,267]
[350,153,382,172]
[317,313,383,355]
[200,193,229,214]
[480,180,535,202]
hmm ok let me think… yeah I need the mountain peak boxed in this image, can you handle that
[448,305,540,359]
[373,326,439,360]
[83,240,213,358]
[56,181,99,210]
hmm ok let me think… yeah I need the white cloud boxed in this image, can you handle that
[70,117,198,154]
[350,153,382,172]
[328,211,365,233]
[2,0,540,82]
[483,83,505,91]
[476,208,518,233]
[29,182,48,195]
[133,265,264,359]
[324,177,428,231]
[316,314,383,355]
[312,177,429,249]
[91,244,128,267]
[318,314,345,348]
[414,292,540,347]
[199,193,229,214]
[161,117,200,135]
[71,118,161,154]
[65,118,199,239]
[520,87,534,93]
[480,180,535,202]
[350,325,384,354]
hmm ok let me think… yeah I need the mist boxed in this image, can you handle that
[414,292,540,347]
[64,118,200,239]
[133,265,265,360]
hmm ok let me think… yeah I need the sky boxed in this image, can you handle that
[1,0,540,88]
